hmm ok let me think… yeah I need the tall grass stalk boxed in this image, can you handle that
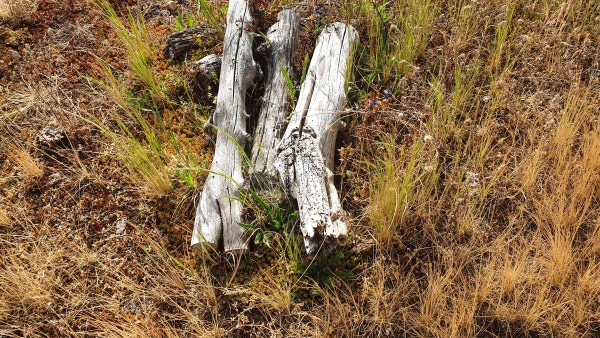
[89,61,172,196]
[197,0,224,35]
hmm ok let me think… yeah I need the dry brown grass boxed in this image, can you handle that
[251,270,295,315]
[0,0,37,24]
[0,207,9,226]
[3,82,58,120]
[5,146,43,179]
[339,0,599,336]
[0,222,223,336]
[0,0,598,336]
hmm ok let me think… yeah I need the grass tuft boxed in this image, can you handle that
[4,144,44,179]
[93,0,165,101]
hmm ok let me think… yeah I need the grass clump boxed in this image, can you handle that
[367,138,438,247]
[93,0,164,101]
[4,144,44,179]
[89,61,173,196]
[343,0,437,89]
[88,1,209,196]
[197,0,224,35]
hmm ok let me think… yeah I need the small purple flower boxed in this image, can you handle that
[382,89,392,99]
[370,99,378,107]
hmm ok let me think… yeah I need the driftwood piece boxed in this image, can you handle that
[274,22,358,256]
[191,0,258,252]
[163,25,219,60]
[250,10,299,187]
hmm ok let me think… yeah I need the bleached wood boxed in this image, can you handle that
[250,10,299,186]
[274,22,358,256]
[192,0,258,253]
[189,54,221,95]
[190,54,222,81]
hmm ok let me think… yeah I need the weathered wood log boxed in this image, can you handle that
[250,10,299,188]
[191,0,259,252]
[163,25,219,60]
[191,54,222,80]
[188,53,222,92]
[274,22,358,256]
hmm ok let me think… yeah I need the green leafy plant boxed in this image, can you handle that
[175,12,199,31]
[293,252,354,290]
[239,188,299,248]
